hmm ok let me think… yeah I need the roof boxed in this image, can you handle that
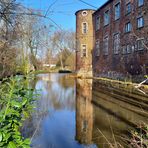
[93,0,113,15]
[75,9,96,15]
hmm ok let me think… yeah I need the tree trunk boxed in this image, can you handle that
[60,54,64,70]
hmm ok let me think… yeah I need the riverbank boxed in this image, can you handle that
[93,77,148,91]
[73,74,148,93]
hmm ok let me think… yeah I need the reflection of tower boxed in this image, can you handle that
[75,9,95,77]
[75,79,93,145]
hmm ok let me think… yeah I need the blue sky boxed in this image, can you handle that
[17,0,108,30]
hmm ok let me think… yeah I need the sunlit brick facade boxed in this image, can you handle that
[76,0,148,78]
[75,9,95,77]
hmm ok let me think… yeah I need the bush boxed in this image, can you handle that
[130,123,148,148]
[0,76,38,148]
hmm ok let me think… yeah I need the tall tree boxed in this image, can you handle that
[51,29,75,70]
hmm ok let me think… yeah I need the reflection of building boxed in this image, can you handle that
[75,79,93,145]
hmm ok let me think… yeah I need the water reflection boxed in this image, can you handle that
[22,74,148,148]
[22,74,90,148]
[75,78,148,147]
[75,79,93,145]
[35,74,75,111]
[92,80,148,147]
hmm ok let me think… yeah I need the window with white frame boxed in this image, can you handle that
[122,44,131,54]
[95,39,100,56]
[125,22,132,32]
[96,16,100,31]
[122,46,126,54]
[113,33,120,54]
[81,44,87,57]
[104,10,110,26]
[137,39,144,50]
[137,16,144,28]
[126,44,131,53]
[126,2,131,14]
[138,0,144,7]
[115,3,120,20]
[103,36,109,55]
[82,22,88,34]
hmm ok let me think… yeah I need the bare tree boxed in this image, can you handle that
[0,0,19,77]
[51,29,75,70]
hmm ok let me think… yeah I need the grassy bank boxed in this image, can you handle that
[93,77,148,93]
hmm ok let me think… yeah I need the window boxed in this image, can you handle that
[96,16,100,31]
[113,33,120,54]
[123,46,126,54]
[103,36,109,55]
[82,120,88,132]
[137,16,144,28]
[95,39,100,56]
[126,3,131,14]
[138,0,144,7]
[104,10,110,26]
[82,22,88,34]
[115,3,120,20]
[123,45,131,54]
[126,45,131,53]
[81,44,87,57]
[125,22,132,32]
[137,39,144,50]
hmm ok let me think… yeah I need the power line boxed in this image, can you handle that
[44,0,59,17]
[45,11,74,15]
[77,0,97,9]
[56,2,76,6]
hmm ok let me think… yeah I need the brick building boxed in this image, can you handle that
[76,0,148,78]
[75,9,95,77]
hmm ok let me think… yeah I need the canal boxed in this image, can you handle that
[22,73,148,148]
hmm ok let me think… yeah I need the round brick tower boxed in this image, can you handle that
[75,9,95,77]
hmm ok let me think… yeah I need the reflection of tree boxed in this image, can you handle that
[29,77,39,90]
[58,74,75,89]
[22,74,76,142]
[34,74,75,112]
[75,79,93,145]
[21,75,45,139]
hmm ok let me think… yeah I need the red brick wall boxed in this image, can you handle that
[75,9,95,73]
[93,0,148,77]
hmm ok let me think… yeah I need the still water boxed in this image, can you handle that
[22,74,148,148]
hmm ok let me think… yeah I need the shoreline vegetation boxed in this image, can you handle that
[93,77,148,91]
[70,74,148,91]
[0,76,38,148]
